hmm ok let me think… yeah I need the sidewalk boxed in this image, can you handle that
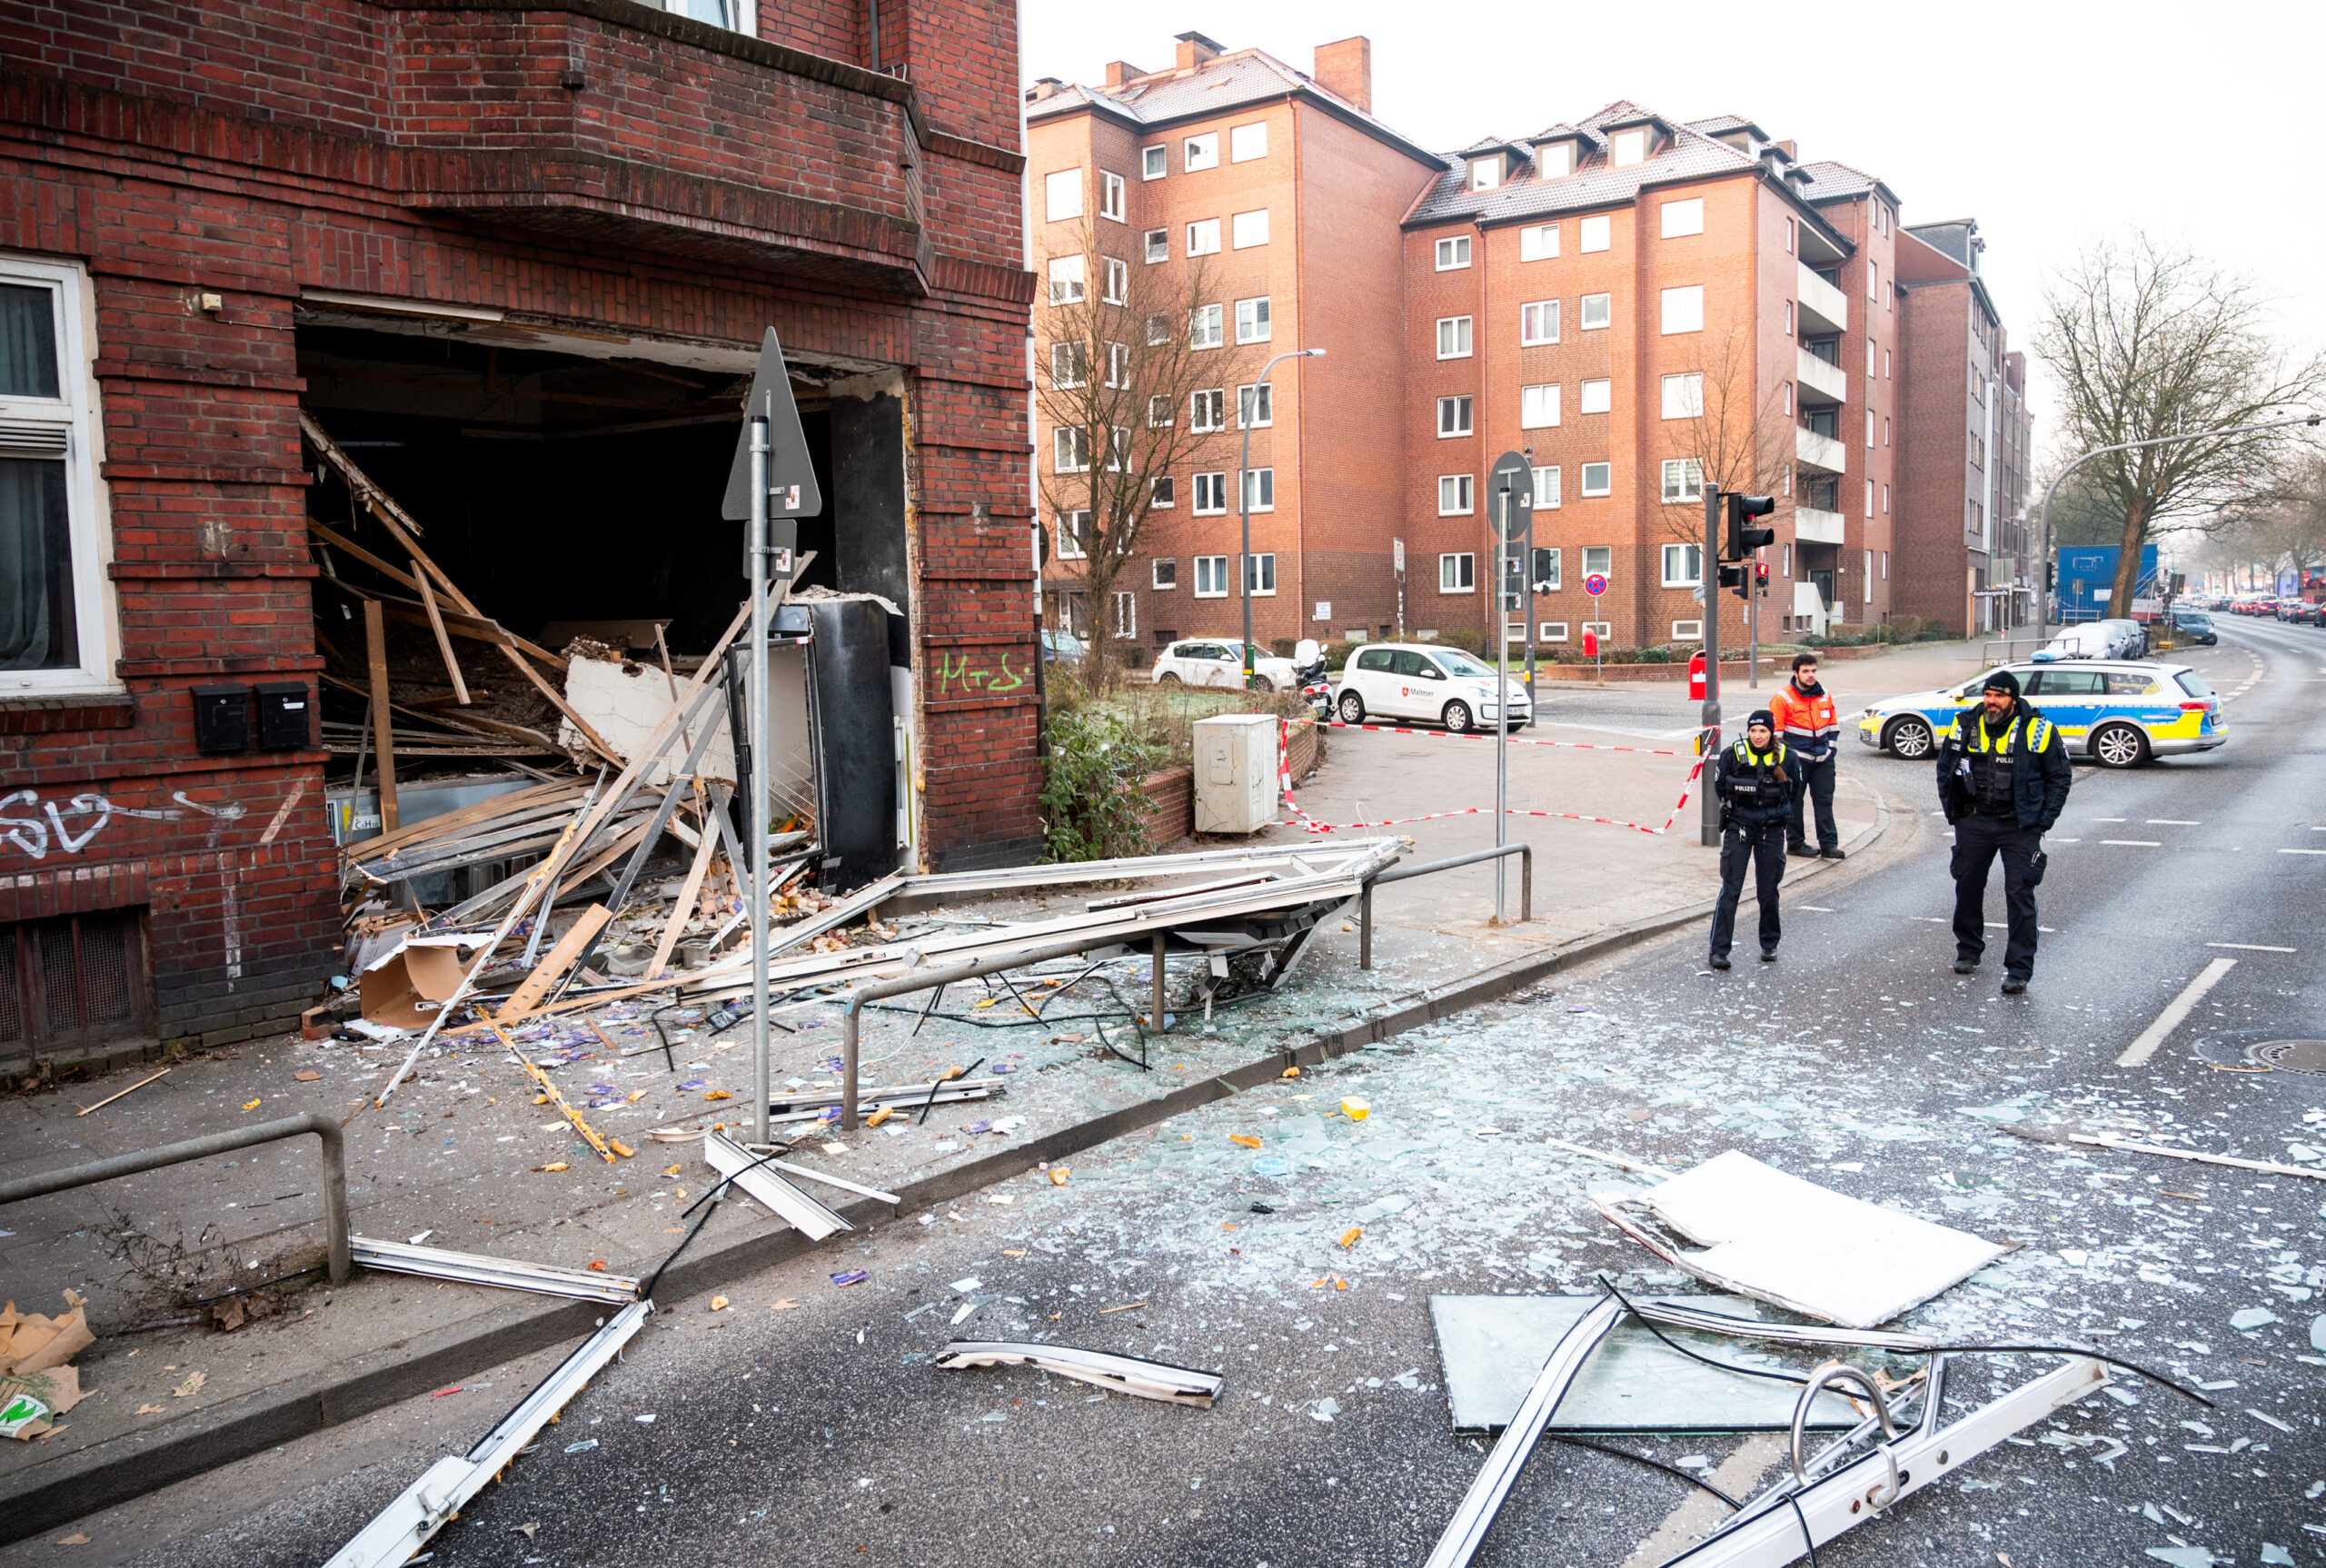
[0,717,1900,1541]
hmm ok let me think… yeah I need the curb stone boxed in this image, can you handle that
[0,787,1892,1543]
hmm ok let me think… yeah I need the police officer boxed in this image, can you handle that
[1937,669,2072,993]
[1709,710,1804,971]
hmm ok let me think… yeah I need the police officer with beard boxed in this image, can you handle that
[1708,710,1804,971]
[1938,668,2072,993]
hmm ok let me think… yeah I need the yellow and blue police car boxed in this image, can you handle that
[1855,658,2226,769]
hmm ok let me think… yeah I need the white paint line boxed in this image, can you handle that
[2281,849,2326,856]
[2050,837,2082,843]
[2206,942,2296,953]
[2146,819,2199,826]
[2092,818,2128,823]
[2115,958,2239,1067]
[1914,917,1948,924]
[1796,906,1835,913]
[2099,839,2162,847]
[1619,1435,1786,1568]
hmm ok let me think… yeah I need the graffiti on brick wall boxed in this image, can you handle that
[0,789,248,859]
[933,650,1028,695]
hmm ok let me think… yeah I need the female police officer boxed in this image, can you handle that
[1708,710,1804,970]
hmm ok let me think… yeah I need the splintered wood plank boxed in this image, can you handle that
[501,903,613,1018]
[412,558,472,705]
[363,599,399,834]
[646,809,721,980]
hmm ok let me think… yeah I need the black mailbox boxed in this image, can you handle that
[191,683,251,754]
[253,680,312,749]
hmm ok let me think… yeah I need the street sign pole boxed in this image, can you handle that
[1699,487,1722,848]
[745,410,771,1146]
[1747,555,1760,690]
[1486,452,1532,923]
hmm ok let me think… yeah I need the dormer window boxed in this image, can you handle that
[1536,142,1574,179]
[1469,157,1503,192]
[1609,128,1648,166]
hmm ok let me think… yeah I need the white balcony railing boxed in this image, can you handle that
[1795,346,1846,405]
[1797,263,1848,335]
[1793,506,1844,545]
[1795,425,1846,474]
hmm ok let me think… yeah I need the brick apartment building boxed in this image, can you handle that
[1895,219,2038,633]
[0,0,1034,1067]
[1026,34,2033,661]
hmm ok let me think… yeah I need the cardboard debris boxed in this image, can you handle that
[0,1293,94,1441]
[360,939,472,1030]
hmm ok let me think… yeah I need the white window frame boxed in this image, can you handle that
[1609,128,1647,166]
[1864,549,1875,604]
[1520,300,1559,345]
[1659,285,1705,335]
[1148,393,1173,429]
[1238,382,1273,429]
[1193,554,1229,597]
[1579,214,1611,253]
[1581,461,1613,497]
[1044,168,1083,223]
[1105,342,1128,388]
[1519,223,1559,261]
[1189,303,1223,350]
[1185,218,1221,256]
[1437,474,1475,516]
[1189,389,1225,432]
[1052,425,1089,473]
[1193,471,1228,516]
[1579,293,1611,330]
[1112,590,1136,639]
[1243,551,1277,595]
[1436,315,1474,359]
[1153,557,1178,588]
[1579,377,1612,414]
[1141,144,1168,181]
[1583,546,1612,577]
[1439,552,1476,592]
[1469,158,1502,192]
[1660,372,1703,420]
[1536,143,1574,180]
[1102,256,1128,304]
[1784,299,1794,336]
[1098,170,1126,223]
[1660,197,1705,238]
[1436,235,1472,271]
[1057,510,1089,558]
[1672,620,1703,640]
[1436,394,1473,438]
[0,259,113,694]
[1865,478,1875,517]
[1184,133,1218,173]
[1143,228,1168,264]
[1231,209,1269,249]
[1049,341,1087,388]
[1047,254,1085,304]
[1661,459,1704,505]
[1538,620,1569,642]
[1229,122,1267,163]
[1531,466,1561,510]
[1234,296,1272,344]
[1149,475,1176,508]
[1519,382,1560,430]
[1240,468,1274,513]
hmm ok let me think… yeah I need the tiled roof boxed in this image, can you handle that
[1405,100,1765,229]
[1685,114,1764,140]
[1526,122,1603,148]
[1794,160,1878,202]
[1025,49,1437,164]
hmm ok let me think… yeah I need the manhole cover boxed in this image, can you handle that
[2247,1040,2326,1076]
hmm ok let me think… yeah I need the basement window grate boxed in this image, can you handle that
[0,908,154,1055]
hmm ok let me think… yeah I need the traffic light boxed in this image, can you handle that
[1531,547,1556,594]
[1718,563,1748,600]
[1724,492,1777,560]
[1754,562,1771,596]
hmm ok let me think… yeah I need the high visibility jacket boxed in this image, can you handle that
[1714,739,1804,829]
[1936,700,2072,830]
[1769,680,1839,760]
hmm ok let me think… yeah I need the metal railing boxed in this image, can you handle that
[1358,843,1533,969]
[1978,636,2053,665]
[0,1110,351,1284]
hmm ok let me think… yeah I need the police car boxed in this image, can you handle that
[1854,657,2225,769]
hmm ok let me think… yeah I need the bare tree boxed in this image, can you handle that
[1035,220,1255,684]
[1660,321,1794,548]
[2035,232,2326,610]
[2207,451,2326,592]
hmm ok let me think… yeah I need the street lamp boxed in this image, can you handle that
[2037,411,2320,630]
[1240,347,1325,687]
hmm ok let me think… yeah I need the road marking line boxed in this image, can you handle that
[2092,818,2128,823]
[2099,839,2162,847]
[2051,837,2082,843]
[2116,958,2238,1067]
[2146,819,2199,826]
[2206,943,2296,953]
[1619,1435,1786,1568]
[1797,906,1836,912]
[2281,849,2326,856]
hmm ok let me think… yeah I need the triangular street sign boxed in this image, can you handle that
[721,328,822,522]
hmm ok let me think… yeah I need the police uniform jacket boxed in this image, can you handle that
[1934,700,2073,830]
[1713,739,1805,829]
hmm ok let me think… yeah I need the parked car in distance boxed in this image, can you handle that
[2286,601,2324,627]
[2038,623,2113,660]
[1856,658,2225,769]
[2100,618,2150,659]
[1330,642,1532,732]
[2167,609,2218,645]
[1040,628,1086,667]
[1151,639,1300,691]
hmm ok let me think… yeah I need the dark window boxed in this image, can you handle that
[0,908,154,1056]
[2028,670,2102,696]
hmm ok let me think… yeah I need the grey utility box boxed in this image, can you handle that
[1192,713,1279,835]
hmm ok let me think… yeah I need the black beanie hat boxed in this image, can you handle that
[1746,709,1775,729]
[1982,670,2022,699]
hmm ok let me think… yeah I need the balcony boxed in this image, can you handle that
[1793,506,1845,545]
[1795,346,1846,406]
[1795,425,1846,475]
[1797,263,1848,336]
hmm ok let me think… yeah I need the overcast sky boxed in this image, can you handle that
[1020,0,2326,458]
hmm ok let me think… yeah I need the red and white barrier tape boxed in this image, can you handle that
[1277,718,1705,837]
[1288,715,1708,759]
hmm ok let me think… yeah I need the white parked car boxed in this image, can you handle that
[1330,642,1532,732]
[1151,639,1300,691]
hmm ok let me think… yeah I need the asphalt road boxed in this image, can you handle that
[21,618,2326,1568]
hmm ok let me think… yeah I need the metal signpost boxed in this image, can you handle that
[1488,452,1532,921]
[1393,538,1406,642]
[1698,487,1723,846]
[1584,571,1607,683]
[722,329,820,1146]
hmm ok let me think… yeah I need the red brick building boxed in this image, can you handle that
[0,0,1034,1068]
[1026,36,2033,659]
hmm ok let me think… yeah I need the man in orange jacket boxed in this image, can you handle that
[1769,653,1844,859]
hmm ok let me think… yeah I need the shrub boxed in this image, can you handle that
[1039,706,1168,862]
